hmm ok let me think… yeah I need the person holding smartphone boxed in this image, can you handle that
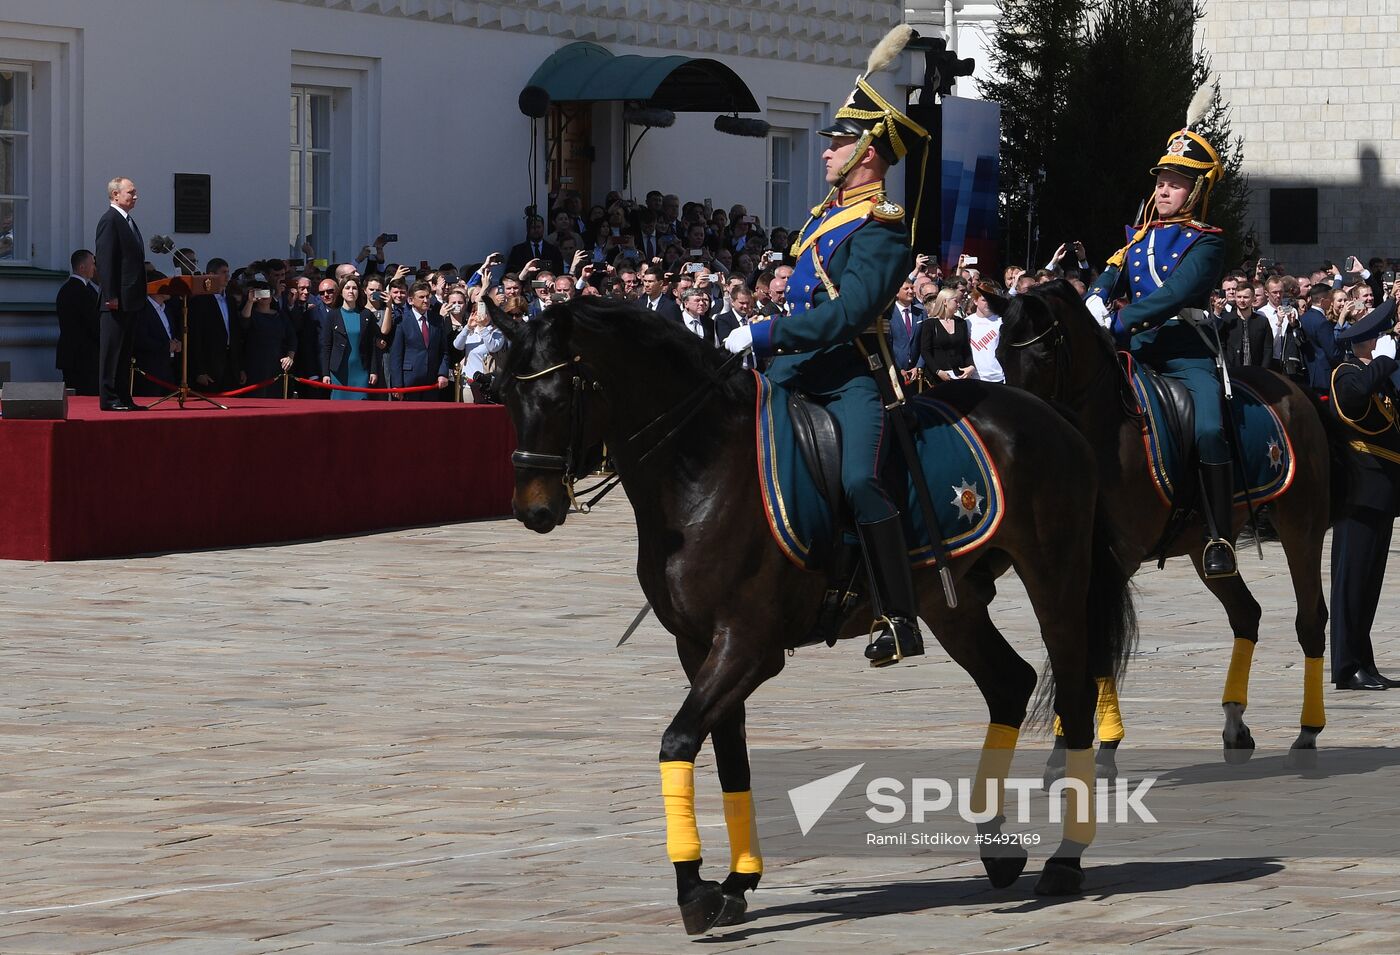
[919,288,973,381]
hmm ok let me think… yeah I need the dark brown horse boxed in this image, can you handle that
[994,281,1329,766]
[491,295,1135,934]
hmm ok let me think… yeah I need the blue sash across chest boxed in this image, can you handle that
[787,210,870,315]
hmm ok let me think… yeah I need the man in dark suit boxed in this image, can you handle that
[1297,282,1343,398]
[188,257,244,390]
[1218,282,1273,371]
[55,248,102,395]
[94,177,147,410]
[678,288,718,346]
[504,216,564,275]
[1328,303,1400,690]
[887,279,924,376]
[389,281,450,401]
[639,266,683,323]
[714,286,755,343]
[132,275,180,397]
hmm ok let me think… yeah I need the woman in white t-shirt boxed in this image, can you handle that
[965,286,1005,383]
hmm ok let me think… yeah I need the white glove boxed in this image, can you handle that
[1085,294,1111,328]
[1374,335,1397,360]
[724,325,754,354]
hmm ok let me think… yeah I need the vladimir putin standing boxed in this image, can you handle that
[95,177,147,410]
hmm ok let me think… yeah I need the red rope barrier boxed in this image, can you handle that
[136,370,282,397]
[293,377,443,395]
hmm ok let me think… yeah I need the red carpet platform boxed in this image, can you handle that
[0,397,516,561]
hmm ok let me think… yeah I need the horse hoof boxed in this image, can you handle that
[678,881,725,935]
[1284,745,1318,772]
[713,892,748,926]
[1095,749,1120,781]
[713,871,760,926]
[1034,858,1085,896]
[981,849,1028,889]
[1222,726,1255,764]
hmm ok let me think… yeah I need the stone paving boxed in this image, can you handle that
[1,503,1399,953]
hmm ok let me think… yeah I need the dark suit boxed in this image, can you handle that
[132,299,178,397]
[188,293,244,389]
[505,239,564,276]
[675,310,717,347]
[1329,352,1400,683]
[389,307,450,401]
[642,293,683,324]
[1298,305,1343,396]
[888,301,925,371]
[55,275,102,395]
[1219,311,1274,371]
[94,206,146,406]
[288,299,327,398]
[319,305,378,390]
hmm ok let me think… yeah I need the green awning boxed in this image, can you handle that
[523,42,759,113]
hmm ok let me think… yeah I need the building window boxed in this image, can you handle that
[1269,187,1318,246]
[0,67,31,264]
[290,86,333,261]
[767,133,793,232]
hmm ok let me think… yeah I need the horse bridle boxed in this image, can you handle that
[504,357,606,511]
[1003,316,1073,403]
[505,348,744,512]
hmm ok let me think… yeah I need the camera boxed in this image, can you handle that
[379,233,398,244]
[531,279,548,291]
[963,255,978,266]
[1385,270,1396,285]
[764,251,783,265]
[686,262,704,275]
[549,293,569,304]
[253,289,273,301]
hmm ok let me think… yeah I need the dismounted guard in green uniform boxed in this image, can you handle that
[1085,93,1236,577]
[723,27,931,667]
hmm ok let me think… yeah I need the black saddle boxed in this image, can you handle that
[1122,357,1205,564]
[787,393,862,647]
[1138,364,1197,473]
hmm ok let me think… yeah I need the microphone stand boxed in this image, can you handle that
[148,244,228,410]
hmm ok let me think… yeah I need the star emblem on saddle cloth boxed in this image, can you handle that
[1267,437,1283,471]
[951,479,984,523]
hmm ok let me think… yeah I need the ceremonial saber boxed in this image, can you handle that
[617,603,652,646]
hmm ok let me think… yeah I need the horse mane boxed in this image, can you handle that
[558,295,754,404]
[1017,279,1122,370]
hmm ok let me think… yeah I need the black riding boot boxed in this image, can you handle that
[858,515,925,667]
[1199,461,1238,578]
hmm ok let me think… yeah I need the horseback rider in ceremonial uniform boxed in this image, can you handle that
[1328,304,1400,690]
[1086,93,1235,577]
[723,29,930,667]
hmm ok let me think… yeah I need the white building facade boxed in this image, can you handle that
[1,0,920,381]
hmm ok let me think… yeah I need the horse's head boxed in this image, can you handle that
[489,298,605,533]
[995,280,1092,402]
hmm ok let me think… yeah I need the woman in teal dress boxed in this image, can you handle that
[320,276,379,400]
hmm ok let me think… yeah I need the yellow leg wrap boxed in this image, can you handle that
[1052,715,1063,738]
[1095,677,1126,742]
[1062,749,1097,846]
[722,791,763,875]
[971,723,1020,817]
[660,761,702,863]
[1222,637,1254,707]
[1302,656,1326,729]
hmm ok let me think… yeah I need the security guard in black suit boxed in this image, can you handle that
[1329,299,1400,690]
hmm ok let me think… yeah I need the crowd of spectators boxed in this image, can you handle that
[51,183,1400,410]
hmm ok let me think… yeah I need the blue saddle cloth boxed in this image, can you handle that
[1127,362,1295,506]
[753,372,1002,572]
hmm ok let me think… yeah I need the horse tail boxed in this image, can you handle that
[1302,389,1347,527]
[1027,502,1138,729]
[1084,503,1138,685]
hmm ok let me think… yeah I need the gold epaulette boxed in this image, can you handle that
[870,198,904,223]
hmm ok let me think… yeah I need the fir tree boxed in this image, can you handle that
[983,0,1250,270]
